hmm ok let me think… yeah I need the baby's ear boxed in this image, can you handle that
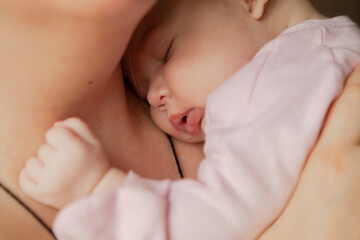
[246,0,269,20]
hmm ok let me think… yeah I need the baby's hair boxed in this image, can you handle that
[122,54,142,95]
[121,54,151,111]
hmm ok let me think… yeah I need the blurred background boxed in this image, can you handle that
[311,0,360,24]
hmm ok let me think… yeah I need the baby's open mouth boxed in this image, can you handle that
[170,108,202,135]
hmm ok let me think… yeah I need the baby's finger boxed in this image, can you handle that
[19,170,38,196]
[45,125,82,149]
[37,145,56,164]
[24,157,44,179]
[320,65,360,145]
[59,118,99,145]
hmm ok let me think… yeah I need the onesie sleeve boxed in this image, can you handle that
[53,22,360,240]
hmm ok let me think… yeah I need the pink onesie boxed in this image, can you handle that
[54,16,360,240]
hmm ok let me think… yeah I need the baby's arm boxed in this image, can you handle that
[19,118,126,209]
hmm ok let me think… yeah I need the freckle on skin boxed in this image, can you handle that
[88,81,94,85]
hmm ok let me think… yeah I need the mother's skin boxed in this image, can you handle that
[0,0,359,239]
[0,1,203,239]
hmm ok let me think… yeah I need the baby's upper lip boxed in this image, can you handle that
[170,108,203,135]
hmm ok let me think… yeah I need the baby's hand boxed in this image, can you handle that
[19,118,111,209]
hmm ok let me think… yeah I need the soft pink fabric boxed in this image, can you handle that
[54,17,360,240]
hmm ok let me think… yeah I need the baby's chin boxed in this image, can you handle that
[171,130,205,143]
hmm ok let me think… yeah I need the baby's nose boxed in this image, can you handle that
[147,78,171,108]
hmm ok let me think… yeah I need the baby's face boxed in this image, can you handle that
[125,0,262,142]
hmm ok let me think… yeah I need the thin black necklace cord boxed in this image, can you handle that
[167,134,184,179]
[0,182,56,239]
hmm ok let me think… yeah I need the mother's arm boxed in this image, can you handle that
[260,65,360,239]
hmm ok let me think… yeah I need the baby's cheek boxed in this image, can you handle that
[165,59,208,107]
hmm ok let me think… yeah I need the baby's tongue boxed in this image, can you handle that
[185,108,200,135]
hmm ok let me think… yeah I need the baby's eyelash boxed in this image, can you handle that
[163,38,175,64]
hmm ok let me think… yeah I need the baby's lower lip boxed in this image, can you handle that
[185,108,201,135]
[170,109,202,135]
[169,112,186,132]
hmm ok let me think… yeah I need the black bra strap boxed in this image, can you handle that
[167,134,184,179]
[0,182,56,239]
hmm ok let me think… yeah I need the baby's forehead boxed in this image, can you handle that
[130,0,192,41]
[132,1,170,38]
